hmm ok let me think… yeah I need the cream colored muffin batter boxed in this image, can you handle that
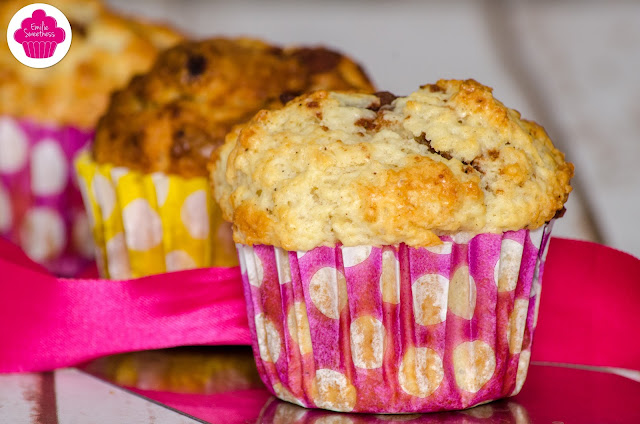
[213,79,573,250]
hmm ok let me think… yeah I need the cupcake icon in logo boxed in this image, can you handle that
[14,9,66,59]
[6,3,72,68]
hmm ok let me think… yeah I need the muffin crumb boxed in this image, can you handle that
[212,79,573,250]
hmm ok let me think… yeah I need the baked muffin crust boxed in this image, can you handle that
[91,38,374,178]
[0,0,183,128]
[212,79,574,250]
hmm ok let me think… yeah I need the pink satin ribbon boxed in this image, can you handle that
[1,237,639,373]
[0,239,250,372]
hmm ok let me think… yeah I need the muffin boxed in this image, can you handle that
[75,38,374,278]
[0,0,182,275]
[211,80,573,413]
[85,346,262,394]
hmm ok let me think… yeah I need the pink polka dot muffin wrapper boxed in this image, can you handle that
[238,224,552,413]
[74,152,236,279]
[0,116,94,276]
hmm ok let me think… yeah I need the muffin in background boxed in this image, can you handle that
[0,0,182,275]
[75,37,374,279]
[211,80,573,412]
[84,346,262,394]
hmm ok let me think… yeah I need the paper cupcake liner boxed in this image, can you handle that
[257,396,532,423]
[74,151,237,279]
[238,224,552,413]
[22,41,58,59]
[0,116,94,276]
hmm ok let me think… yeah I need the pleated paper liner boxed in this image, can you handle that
[0,116,94,276]
[238,224,552,413]
[74,151,237,279]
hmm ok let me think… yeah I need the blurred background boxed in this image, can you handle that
[105,0,640,257]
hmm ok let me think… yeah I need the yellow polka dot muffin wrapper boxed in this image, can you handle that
[74,152,235,279]
[238,225,553,413]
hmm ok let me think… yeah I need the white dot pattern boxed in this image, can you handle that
[0,184,12,232]
[275,247,292,284]
[448,266,476,320]
[110,167,129,184]
[533,284,542,328]
[255,313,281,363]
[165,250,197,272]
[350,315,385,369]
[342,245,372,267]
[508,299,529,354]
[92,173,116,218]
[239,227,550,413]
[425,242,452,255]
[151,173,170,207]
[451,232,474,244]
[399,346,444,398]
[310,267,347,319]
[0,117,29,173]
[245,247,264,287]
[1,119,93,275]
[122,199,163,251]
[105,232,131,279]
[512,350,531,396]
[453,341,496,393]
[180,190,209,240]
[272,383,305,407]
[495,239,524,291]
[30,139,68,196]
[312,369,357,412]
[238,244,247,274]
[19,207,66,262]
[72,211,94,258]
[379,250,400,304]
[287,302,312,355]
[412,273,449,326]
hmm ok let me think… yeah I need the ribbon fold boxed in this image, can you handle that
[0,239,250,372]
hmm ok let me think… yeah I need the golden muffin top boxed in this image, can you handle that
[91,38,375,178]
[212,79,574,251]
[0,0,183,129]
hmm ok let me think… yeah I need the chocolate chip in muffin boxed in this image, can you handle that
[355,117,376,131]
[269,46,284,56]
[374,91,398,108]
[469,158,485,174]
[367,91,398,112]
[292,48,341,73]
[306,100,320,109]
[69,20,87,38]
[422,83,445,93]
[553,207,567,219]
[171,130,192,158]
[279,91,302,105]
[414,133,453,160]
[186,54,207,79]
[93,38,374,178]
